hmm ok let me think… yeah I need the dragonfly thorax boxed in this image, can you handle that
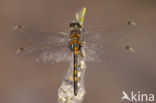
[68,24,82,52]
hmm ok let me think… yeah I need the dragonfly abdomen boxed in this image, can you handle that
[73,48,78,95]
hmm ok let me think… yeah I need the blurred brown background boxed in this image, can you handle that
[0,0,156,103]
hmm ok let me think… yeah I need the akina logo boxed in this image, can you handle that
[121,91,154,102]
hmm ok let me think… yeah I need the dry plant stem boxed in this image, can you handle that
[58,49,86,103]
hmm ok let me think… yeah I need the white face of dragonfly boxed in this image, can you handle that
[70,27,79,31]
[73,25,79,31]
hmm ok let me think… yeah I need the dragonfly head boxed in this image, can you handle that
[70,21,81,31]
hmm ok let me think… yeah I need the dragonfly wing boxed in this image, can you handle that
[83,23,136,62]
[13,25,69,47]
[83,22,136,45]
[16,45,72,63]
[84,43,131,62]
[39,46,72,63]
[13,25,72,63]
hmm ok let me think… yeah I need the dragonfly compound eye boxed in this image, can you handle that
[70,23,75,27]
[76,22,81,28]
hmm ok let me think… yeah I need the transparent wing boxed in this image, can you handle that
[83,22,136,62]
[16,45,72,63]
[83,22,136,44]
[13,25,72,63]
[13,25,69,46]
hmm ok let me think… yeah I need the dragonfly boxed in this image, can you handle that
[13,7,136,96]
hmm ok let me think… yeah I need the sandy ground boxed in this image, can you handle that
[0,0,156,103]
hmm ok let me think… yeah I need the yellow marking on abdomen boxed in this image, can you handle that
[74,77,77,82]
[74,63,77,67]
[74,70,77,74]
[74,51,78,55]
